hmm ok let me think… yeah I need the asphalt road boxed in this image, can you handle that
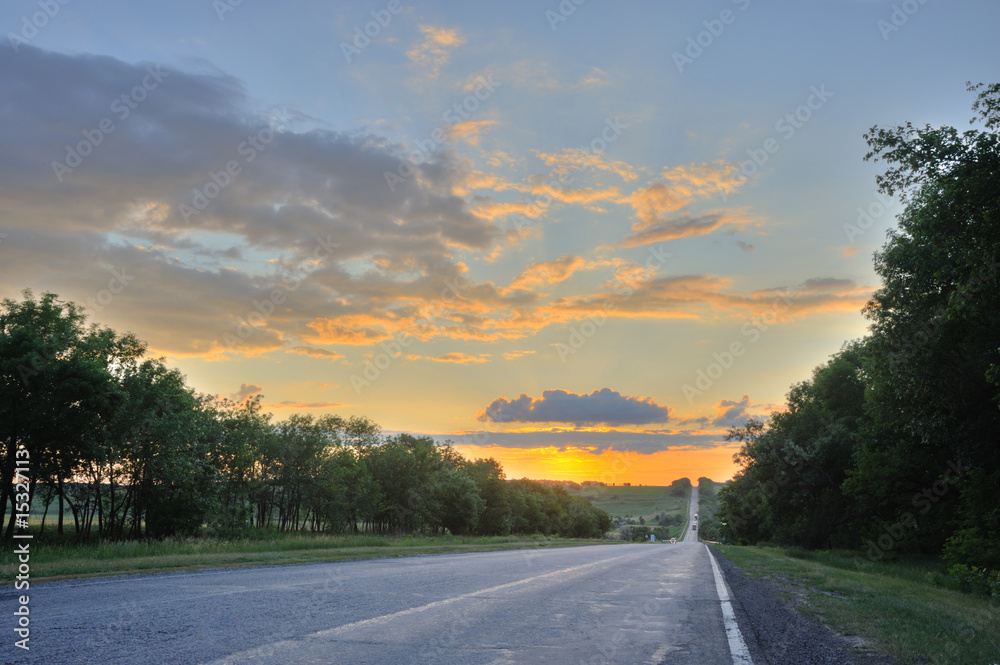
[5,488,746,665]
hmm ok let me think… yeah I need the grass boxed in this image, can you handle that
[568,484,689,523]
[2,532,617,581]
[714,544,1000,665]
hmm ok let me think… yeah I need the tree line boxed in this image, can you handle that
[0,295,611,542]
[714,83,1000,572]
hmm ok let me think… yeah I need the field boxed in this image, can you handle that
[566,482,691,540]
[715,544,1000,664]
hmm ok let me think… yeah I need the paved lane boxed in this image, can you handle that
[6,490,742,664]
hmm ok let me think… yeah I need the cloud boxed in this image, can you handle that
[433,429,727,455]
[287,345,345,360]
[712,395,751,427]
[477,388,672,426]
[409,352,491,364]
[502,350,535,360]
[545,274,872,324]
[622,162,746,240]
[445,120,499,145]
[535,148,638,182]
[578,67,612,88]
[267,401,346,410]
[0,45,499,358]
[230,383,262,403]
[801,277,856,291]
[620,212,751,247]
[406,25,465,77]
[737,241,756,252]
[507,255,587,292]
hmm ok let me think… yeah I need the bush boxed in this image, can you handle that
[942,564,1000,601]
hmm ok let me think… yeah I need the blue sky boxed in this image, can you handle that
[2,0,997,481]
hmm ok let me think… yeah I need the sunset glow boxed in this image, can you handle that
[2,1,994,484]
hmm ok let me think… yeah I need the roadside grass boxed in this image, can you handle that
[3,533,616,581]
[715,544,1000,665]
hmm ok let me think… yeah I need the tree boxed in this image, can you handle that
[848,82,1000,563]
[0,291,133,541]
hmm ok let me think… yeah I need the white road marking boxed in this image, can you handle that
[707,545,754,665]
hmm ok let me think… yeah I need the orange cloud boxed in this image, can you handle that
[624,161,745,232]
[415,352,491,364]
[535,148,639,183]
[507,254,588,292]
[287,345,345,360]
[619,212,753,247]
[407,25,465,77]
[445,120,499,145]
[304,317,395,345]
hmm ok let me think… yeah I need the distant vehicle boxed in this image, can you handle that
[692,524,697,531]
[670,538,677,544]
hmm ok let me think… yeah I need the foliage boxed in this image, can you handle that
[0,292,611,542]
[714,84,1000,571]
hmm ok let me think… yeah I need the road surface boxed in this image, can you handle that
[5,487,750,664]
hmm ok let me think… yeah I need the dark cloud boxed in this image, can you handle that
[430,429,726,455]
[712,395,751,428]
[0,44,499,355]
[230,383,263,402]
[619,213,729,247]
[801,277,855,291]
[477,388,671,426]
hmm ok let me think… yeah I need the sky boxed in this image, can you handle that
[2,0,997,485]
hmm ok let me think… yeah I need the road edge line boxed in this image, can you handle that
[706,544,754,665]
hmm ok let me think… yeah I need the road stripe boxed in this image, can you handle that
[706,545,754,665]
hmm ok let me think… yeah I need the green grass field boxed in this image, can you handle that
[2,532,617,581]
[567,484,689,522]
[715,544,1000,664]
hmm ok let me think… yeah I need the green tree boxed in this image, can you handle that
[0,291,134,540]
[847,82,1000,563]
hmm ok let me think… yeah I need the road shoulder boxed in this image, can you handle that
[710,546,900,665]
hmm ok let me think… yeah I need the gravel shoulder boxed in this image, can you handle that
[711,546,901,665]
